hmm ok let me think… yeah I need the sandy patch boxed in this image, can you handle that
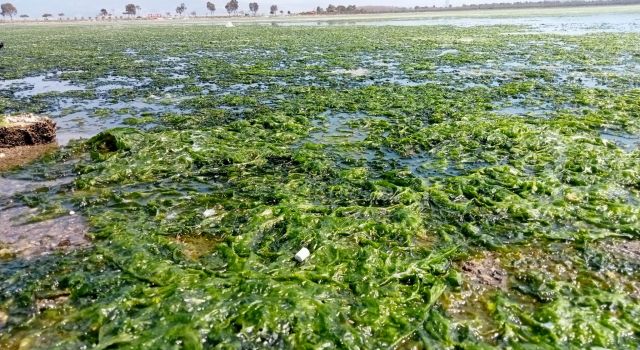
[0,143,58,171]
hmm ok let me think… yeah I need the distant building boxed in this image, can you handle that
[147,13,162,19]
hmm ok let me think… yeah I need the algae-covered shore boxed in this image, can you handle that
[1,17,640,349]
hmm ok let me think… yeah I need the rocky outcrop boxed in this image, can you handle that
[0,114,57,148]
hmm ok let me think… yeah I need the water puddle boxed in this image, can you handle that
[308,112,382,145]
[332,68,370,77]
[1,73,168,146]
[437,49,460,57]
[494,105,535,116]
[0,75,83,98]
[158,57,190,77]
[0,206,89,259]
[54,113,127,146]
[600,130,640,152]
[50,98,181,145]
[93,76,152,92]
[0,176,74,199]
[124,48,138,56]
[0,176,86,260]
[493,97,556,117]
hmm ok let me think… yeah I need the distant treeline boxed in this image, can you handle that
[306,0,640,15]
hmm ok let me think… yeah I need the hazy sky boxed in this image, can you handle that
[6,0,482,17]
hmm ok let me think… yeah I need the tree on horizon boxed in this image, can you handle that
[207,1,216,15]
[176,3,187,15]
[270,4,278,14]
[249,2,259,15]
[0,3,17,20]
[125,4,137,16]
[225,0,239,16]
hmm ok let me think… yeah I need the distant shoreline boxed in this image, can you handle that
[356,0,640,14]
[1,3,639,26]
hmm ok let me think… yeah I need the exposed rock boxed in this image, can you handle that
[0,114,57,148]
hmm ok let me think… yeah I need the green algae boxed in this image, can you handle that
[1,22,640,349]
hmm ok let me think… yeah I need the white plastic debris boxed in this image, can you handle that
[0,153,5,159]
[69,211,76,216]
[294,247,310,263]
[203,208,216,218]
[225,21,234,28]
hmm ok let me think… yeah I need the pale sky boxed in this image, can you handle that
[4,0,488,17]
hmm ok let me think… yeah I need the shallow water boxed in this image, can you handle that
[0,206,89,259]
[308,112,384,144]
[601,130,640,152]
[52,98,178,145]
[93,76,152,91]
[0,177,74,199]
[0,75,83,98]
[274,12,640,34]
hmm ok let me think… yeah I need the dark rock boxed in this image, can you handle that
[0,115,57,148]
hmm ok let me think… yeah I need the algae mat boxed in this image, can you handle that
[0,22,640,349]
